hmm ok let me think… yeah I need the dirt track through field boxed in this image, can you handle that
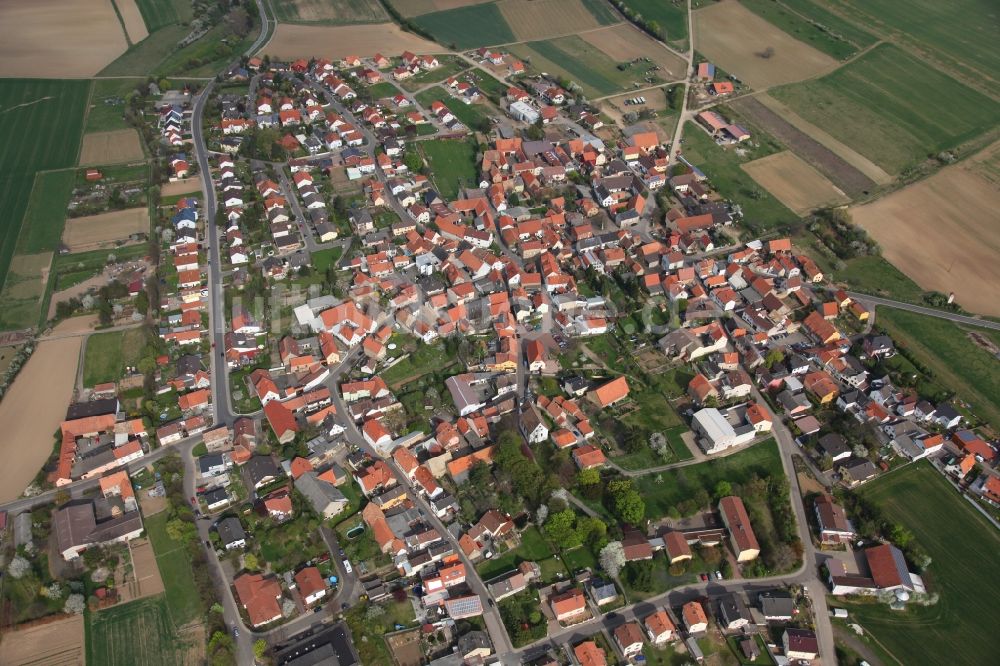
[582,24,687,80]
[753,93,893,186]
[0,613,85,665]
[851,142,1000,316]
[62,208,149,252]
[0,0,128,78]
[0,318,86,502]
[262,23,439,59]
[743,151,850,214]
[731,95,880,198]
[693,1,837,89]
[116,0,149,43]
[80,129,145,165]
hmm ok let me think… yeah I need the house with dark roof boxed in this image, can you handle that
[217,516,247,549]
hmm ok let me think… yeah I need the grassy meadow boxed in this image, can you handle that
[418,139,479,201]
[412,4,515,49]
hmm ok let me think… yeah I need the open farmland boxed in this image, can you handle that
[0,318,84,502]
[832,0,1000,89]
[498,0,617,42]
[412,4,515,48]
[850,142,1000,316]
[0,253,52,330]
[740,0,859,60]
[86,78,146,133]
[0,79,89,295]
[62,208,149,253]
[263,23,440,59]
[86,595,203,666]
[390,0,494,17]
[730,95,882,197]
[18,170,76,255]
[0,613,85,665]
[80,129,146,165]
[851,461,1000,666]
[616,0,688,43]
[774,0,878,50]
[581,24,688,81]
[272,0,389,24]
[0,1,128,77]
[118,0,150,43]
[511,35,665,98]
[692,0,837,89]
[135,0,189,32]
[742,151,849,214]
[769,44,1000,175]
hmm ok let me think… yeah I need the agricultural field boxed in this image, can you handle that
[511,35,664,98]
[851,461,1000,666]
[62,208,149,253]
[17,170,76,255]
[875,308,1000,427]
[769,44,1000,175]
[636,438,782,519]
[730,95,881,198]
[418,139,479,200]
[849,141,1000,316]
[740,0,860,60]
[412,4,515,48]
[776,0,878,50]
[692,0,838,89]
[389,0,494,17]
[581,24,688,80]
[135,0,190,33]
[616,0,688,43]
[742,151,849,214]
[678,122,796,232]
[831,0,1000,88]
[82,326,151,387]
[0,253,52,331]
[85,595,203,666]
[118,0,150,43]
[80,129,146,165]
[498,0,618,42]
[99,24,189,77]
[0,79,89,298]
[271,0,389,24]
[262,23,440,59]
[0,1,128,77]
[0,613,85,666]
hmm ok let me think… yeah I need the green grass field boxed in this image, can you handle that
[144,511,202,625]
[850,461,1000,666]
[680,122,797,231]
[99,24,189,76]
[412,4,515,49]
[769,44,1000,175]
[476,526,558,580]
[617,0,688,43]
[82,327,150,387]
[415,86,490,131]
[86,78,146,133]
[741,0,859,59]
[636,438,782,519]
[135,0,187,32]
[510,36,658,98]
[17,170,75,255]
[0,79,89,295]
[399,57,467,91]
[778,0,878,50]
[833,0,1000,85]
[875,308,1000,427]
[418,139,479,201]
[85,595,196,666]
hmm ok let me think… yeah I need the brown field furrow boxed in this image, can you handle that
[80,129,145,165]
[850,142,1000,316]
[742,151,850,215]
[500,0,606,42]
[582,24,687,80]
[62,208,149,252]
[262,23,440,59]
[692,1,837,89]
[116,0,149,43]
[0,0,127,78]
[731,95,878,198]
[393,0,492,17]
[0,614,85,666]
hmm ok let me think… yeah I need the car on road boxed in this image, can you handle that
[233,628,239,638]
[700,573,708,581]
[190,497,197,506]
[342,559,353,574]
[715,570,723,580]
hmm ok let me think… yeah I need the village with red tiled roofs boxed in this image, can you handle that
[0,2,998,666]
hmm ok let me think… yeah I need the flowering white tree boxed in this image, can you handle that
[64,594,85,614]
[7,555,30,579]
[599,541,626,578]
[536,504,549,526]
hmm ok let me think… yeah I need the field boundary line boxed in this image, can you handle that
[108,0,133,47]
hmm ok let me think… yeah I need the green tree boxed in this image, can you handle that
[713,480,732,500]
[577,468,601,488]
[607,479,645,526]
[244,553,259,571]
[544,509,582,549]
[253,639,267,660]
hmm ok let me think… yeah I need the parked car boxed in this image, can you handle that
[700,573,708,581]
[715,570,723,580]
